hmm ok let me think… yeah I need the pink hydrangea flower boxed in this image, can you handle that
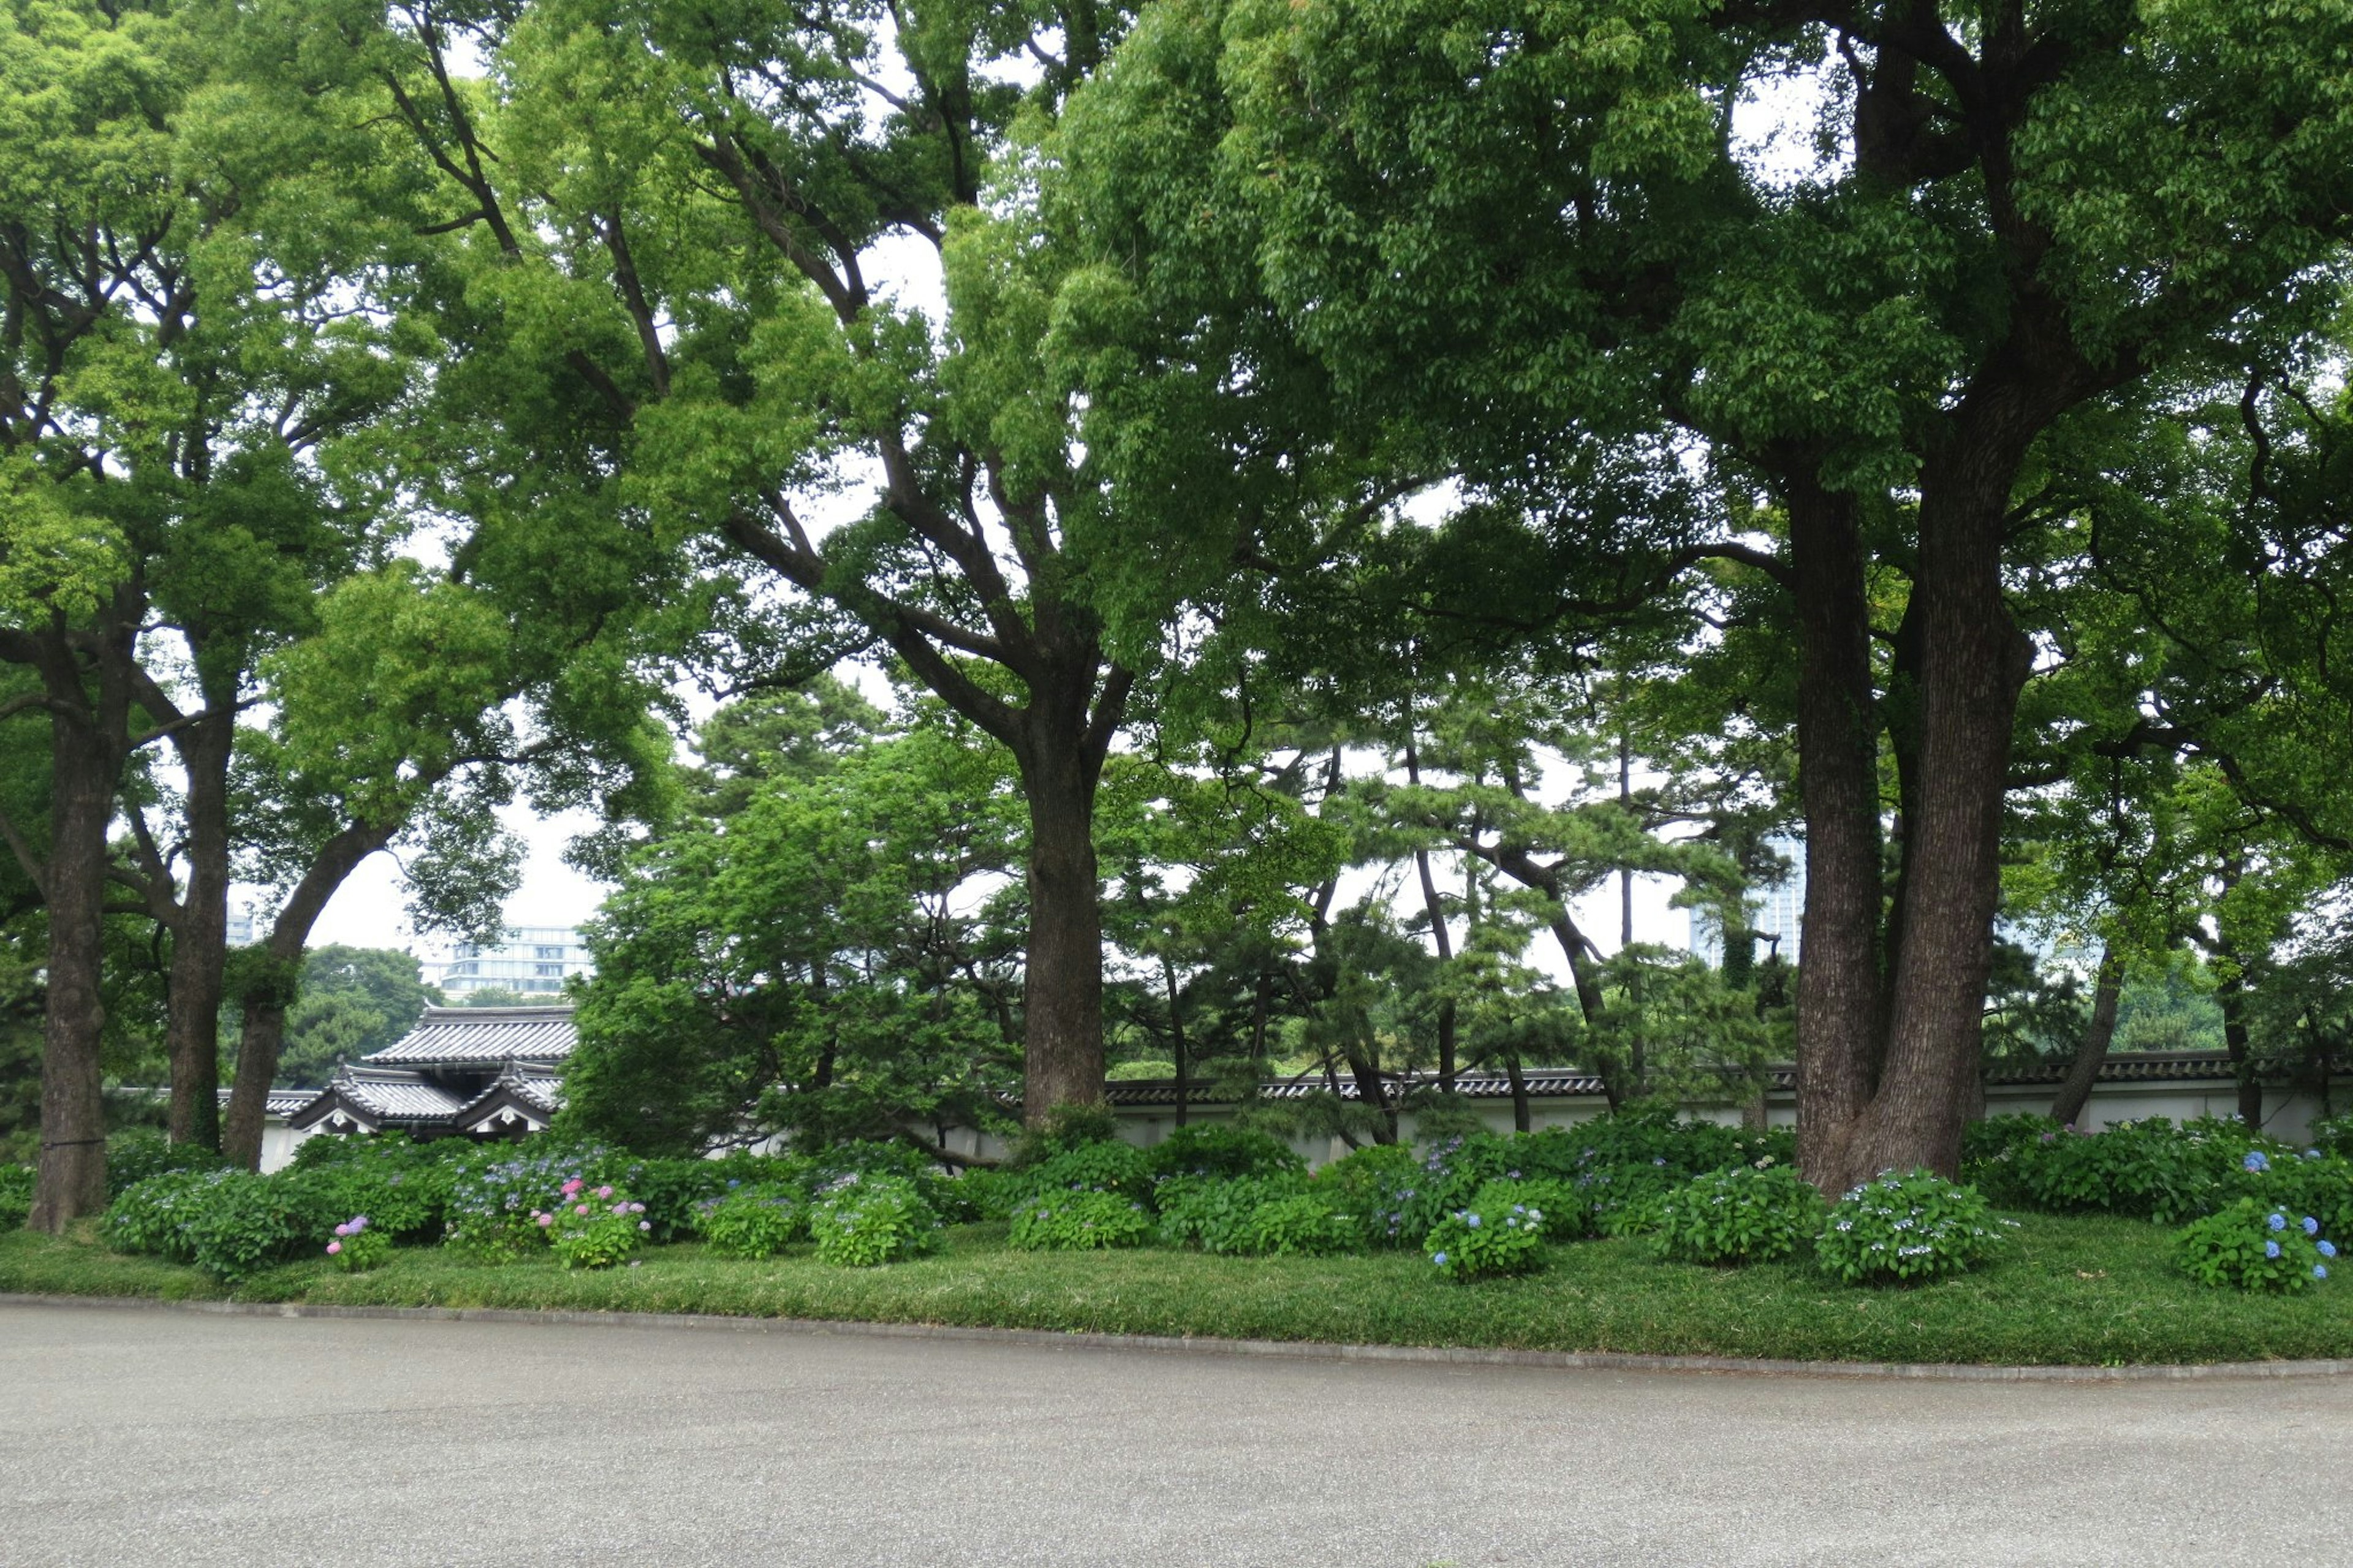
[638,1221,651,1232]
[561,1178,583,1196]
[326,1241,342,1256]
[628,1202,645,1214]
[334,1223,350,1237]
[536,1214,553,1227]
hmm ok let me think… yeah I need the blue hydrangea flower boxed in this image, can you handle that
[2304,1216,2321,1236]
[1466,1213,1482,1228]
[2268,1212,2289,1232]
[2317,1265,2330,1281]
[2305,1149,2323,1161]
[2267,1240,2282,1259]
[2245,1151,2271,1173]
[1432,1252,1448,1266]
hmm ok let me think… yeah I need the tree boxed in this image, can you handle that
[562,691,1026,1155]
[1059,0,2353,1186]
[275,946,440,1087]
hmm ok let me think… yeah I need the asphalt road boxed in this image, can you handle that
[2,1302,2347,1567]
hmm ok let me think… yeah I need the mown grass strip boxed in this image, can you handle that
[8,1211,2353,1365]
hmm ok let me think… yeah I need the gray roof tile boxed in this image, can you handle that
[361,1006,577,1067]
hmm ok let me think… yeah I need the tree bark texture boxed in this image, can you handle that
[2218,969,2262,1131]
[222,821,395,1168]
[1787,428,2036,1193]
[162,710,235,1151]
[2049,944,2123,1129]
[1015,727,1107,1127]
[29,705,121,1230]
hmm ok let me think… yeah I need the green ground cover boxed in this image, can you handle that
[9,1211,2352,1366]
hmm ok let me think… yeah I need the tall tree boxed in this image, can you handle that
[1059,0,2353,1185]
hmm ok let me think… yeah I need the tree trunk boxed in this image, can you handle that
[1016,743,1105,1127]
[29,707,120,1232]
[1415,848,1457,1093]
[1785,475,1886,1191]
[2050,944,2123,1129]
[1504,1051,1530,1134]
[1160,950,1189,1127]
[2218,969,2260,1131]
[223,820,395,1168]
[163,710,234,1151]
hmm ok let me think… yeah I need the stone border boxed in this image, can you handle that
[8,1290,2351,1382]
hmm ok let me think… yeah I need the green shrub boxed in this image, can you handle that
[1153,1173,1306,1252]
[2004,1118,2239,1223]
[177,1170,309,1283]
[280,1158,448,1244]
[692,1183,807,1259]
[543,1180,650,1268]
[2309,1113,2353,1162]
[105,1129,232,1199]
[1143,1126,1306,1184]
[1010,1104,1121,1165]
[324,1214,392,1272]
[811,1173,939,1267]
[1009,1189,1153,1251]
[1309,1143,1426,1247]
[945,1166,1026,1221]
[2223,1149,2353,1244]
[1227,1191,1357,1256]
[1423,1180,1553,1282]
[1815,1171,2014,1285]
[1023,1140,1153,1206]
[2175,1198,2340,1293]
[0,1164,31,1230]
[1648,1165,1824,1266]
[621,1154,754,1242]
[444,1140,620,1258]
[102,1169,220,1263]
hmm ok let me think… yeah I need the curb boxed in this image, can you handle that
[7,1292,2351,1382]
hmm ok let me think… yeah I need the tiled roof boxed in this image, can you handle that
[451,1065,564,1132]
[1102,1051,2292,1108]
[334,1075,469,1120]
[210,1088,320,1118]
[360,1006,577,1067]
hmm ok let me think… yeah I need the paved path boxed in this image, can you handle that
[2,1302,2347,1566]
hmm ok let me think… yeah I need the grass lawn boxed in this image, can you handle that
[6,1212,2351,1365]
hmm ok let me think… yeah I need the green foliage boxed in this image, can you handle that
[692,1184,808,1260]
[1424,1181,1553,1282]
[1309,1143,1427,1248]
[103,1172,222,1265]
[278,1135,455,1241]
[105,1170,312,1284]
[1023,1140,1154,1206]
[1153,1174,1303,1253]
[1143,1125,1306,1184]
[1013,1104,1124,1167]
[1994,1119,2238,1224]
[0,1164,26,1229]
[2309,1115,2353,1163]
[2226,1153,2353,1248]
[1009,1189,1153,1251]
[276,947,440,1088]
[1648,1166,1825,1267]
[443,1142,621,1259]
[544,1184,650,1269]
[1816,1173,2017,1286]
[623,1156,756,1244]
[1227,1191,1358,1257]
[105,1131,232,1199]
[2175,1199,2339,1294]
[325,1215,392,1273]
[811,1174,939,1268]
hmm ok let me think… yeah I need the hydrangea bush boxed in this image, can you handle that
[1143,1126,1306,1185]
[1648,1165,1824,1266]
[2175,1199,2339,1293]
[539,1178,650,1268]
[444,1143,619,1259]
[811,1173,939,1267]
[1308,1143,1425,1247]
[1019,1140,1154,1206]
[1814,1172,2015,1285]
[325,1214,392,1272]
[692,1183,806,1259]
[1009,1189,1152,1251]
[1424,1181,1553,1282]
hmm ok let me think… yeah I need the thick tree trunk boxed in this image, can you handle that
[1784,479,1886,1190]
[223,820,395,1168]
[1787,441,2033,1193]
[164,711,234,1151]
[2050,945,2123,1129]
[1017,746,1105,1127]
[29,710,119,1232]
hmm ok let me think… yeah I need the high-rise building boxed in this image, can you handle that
[1689,837,1805,966]
[429,926,594,998]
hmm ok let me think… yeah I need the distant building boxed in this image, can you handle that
[430,925,593,998]
[283,1004,575,1157]
[1691,837,1805,966]
[225,903,256,948]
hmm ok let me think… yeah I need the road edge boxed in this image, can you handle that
[6,1290,2349,1382]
